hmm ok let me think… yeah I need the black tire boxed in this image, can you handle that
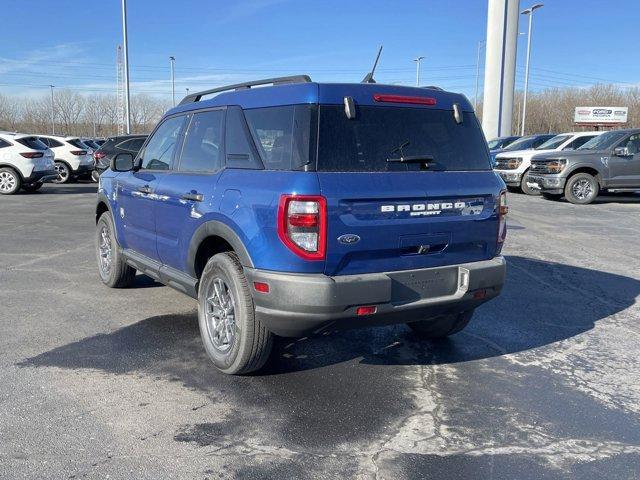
[0,167,21,195]
[22,182,43,192]
[564,172,599,205]
[96,212,136,288]
[53,161,71,184]
[541,192,562,201]
[520,170,541,196]
[198,252,273,375]
[408,310,474,339]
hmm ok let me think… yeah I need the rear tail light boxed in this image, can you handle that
[497,190,508,248]
[20,152,44,158]
[93,151,106,160]
[373,94,437,105]
[70,150,87,156]
[278,194,327,260]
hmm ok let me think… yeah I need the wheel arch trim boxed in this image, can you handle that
[187,221,254,277]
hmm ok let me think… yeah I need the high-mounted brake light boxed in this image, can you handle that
[70,150,87,156]
[373,94,437,105]
[497,190,508,248]
[278,194,327,260]
[20,152,44,158]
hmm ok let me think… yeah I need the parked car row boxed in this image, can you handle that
[489,128,640,204]
[0,132,146,194]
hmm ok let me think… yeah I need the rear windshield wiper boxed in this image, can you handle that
[387,155,436,164]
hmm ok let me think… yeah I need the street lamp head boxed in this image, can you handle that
[521,3,543,14]
[169,56,175,61]
[413,56,425,62]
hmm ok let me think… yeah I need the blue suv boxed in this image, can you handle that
[95,76,507,374]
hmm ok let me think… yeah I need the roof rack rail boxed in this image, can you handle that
[178,75,312,105]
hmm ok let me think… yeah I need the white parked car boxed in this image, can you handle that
[35,135,95,183]
[0,133,56,195]
[494,131,603,195]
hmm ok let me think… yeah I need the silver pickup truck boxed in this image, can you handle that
[528,129,640,204]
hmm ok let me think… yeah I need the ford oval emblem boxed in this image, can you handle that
[338,234,361,245]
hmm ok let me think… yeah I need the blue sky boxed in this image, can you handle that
[0,0,637,100]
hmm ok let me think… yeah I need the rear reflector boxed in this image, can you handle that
[20,152,44,158]
[253,282,270,294]
[356,306,377,316]
[373,94,437,105]
[473,289,487,299]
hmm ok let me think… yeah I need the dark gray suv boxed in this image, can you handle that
[529,129,640,204]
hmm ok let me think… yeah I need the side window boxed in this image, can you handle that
[564,135,595,150]
[178,110,224,172]
[0,139,10,148]
[531,137,548,148]
[621,134,640,155]
[38,137,50,147]
[225,106,263,169]
[139,115,186,170]
[48,138,63,148]
[129,138,146,151]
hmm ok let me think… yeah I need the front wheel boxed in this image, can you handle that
[53,161,71,184]
[407,310,474,338]
[564,173,599,205]
[520,170,541,196]
[198,252,273,375]
[96,213,136,287]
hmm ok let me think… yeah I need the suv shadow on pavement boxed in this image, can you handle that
[19,255,638,376]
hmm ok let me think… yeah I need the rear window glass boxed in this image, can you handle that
[17,137,48,150]
[68,139,88,149]
[244,105,314,170]
[317,106,490,172]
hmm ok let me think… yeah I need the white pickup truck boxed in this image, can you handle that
[494,131,602,195]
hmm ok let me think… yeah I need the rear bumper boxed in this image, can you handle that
[24,169,57,184]
[72,164,94,175]
[245,257,506,337]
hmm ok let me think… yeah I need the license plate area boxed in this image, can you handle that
[388,266,459,304]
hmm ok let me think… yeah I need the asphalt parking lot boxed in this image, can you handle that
[1,183,640,479]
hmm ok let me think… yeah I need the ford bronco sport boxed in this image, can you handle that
[95,76,507,374]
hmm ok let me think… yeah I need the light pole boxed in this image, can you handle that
[170,56,176,107]
[49,85,55,135]
[413,56,425,87]
[121,0,131,134]
[520,3,543,136]
[474,41,485,112]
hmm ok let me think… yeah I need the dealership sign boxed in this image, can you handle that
[574,106,628,124]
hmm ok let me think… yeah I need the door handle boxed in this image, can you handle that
[181,192,204,202]
[137,185,152,194]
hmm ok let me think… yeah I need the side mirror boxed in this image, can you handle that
[613,146,631,157]
[111,152,134,172]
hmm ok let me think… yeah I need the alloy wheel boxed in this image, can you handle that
[54,163,69,183]
[572,179,593,200]
[205,277,237,353]
[0,171,17,193]
[98,224,112,277]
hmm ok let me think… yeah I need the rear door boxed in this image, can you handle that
[316,104,502,276]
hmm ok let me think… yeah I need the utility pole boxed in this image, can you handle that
[170,56,176,107]
[413,56,425,87]
[49,85,55,135]
[521,3,544,136]
[121,0,131,134]
[474,41,485,112]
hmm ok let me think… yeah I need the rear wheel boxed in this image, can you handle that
[520,170,541,196]
[198,252,273,375]
[91,170,100,182]
[22,182,43,192]
[96,212,136,287]
[0,167,21,195]
[407,310,474,338]
[53,161,70,184]
[564,173,598,205]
